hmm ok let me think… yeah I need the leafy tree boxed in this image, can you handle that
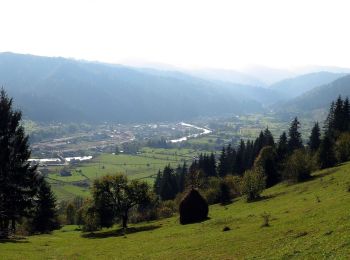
[288,117,303,153]
[92,174,150,228]
[241,167,266,202]
[283,149,311,182]
[66,203,76,225]
[308,122,321,152]
[30,178,60,233]
[81,199,100,232]
[335,132,350,163]
[0,89,38,238]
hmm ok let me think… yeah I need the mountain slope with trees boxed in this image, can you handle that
[270,71,345,98]
[280,74,350,113]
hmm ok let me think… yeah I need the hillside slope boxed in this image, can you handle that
[277,74,350,114]
[0,52,264,123]
[270,71,345,99]
[1,162,350,259]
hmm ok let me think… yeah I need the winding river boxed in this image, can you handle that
[169,122,212,143]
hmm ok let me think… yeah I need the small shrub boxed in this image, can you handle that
[260,212,270,227]
[156,200,177,219]
[315,195,321,203]
[222,226,231,232]
[202,188,220,205]
[157,207,174,218]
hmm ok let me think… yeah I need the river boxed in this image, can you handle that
[169,122,212,143]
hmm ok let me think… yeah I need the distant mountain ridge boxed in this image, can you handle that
[1,52,350,123]
[0,52,265,123]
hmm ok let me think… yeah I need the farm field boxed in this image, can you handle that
[2,161,350,259]
[47,148,207,200]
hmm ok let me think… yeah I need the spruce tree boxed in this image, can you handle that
[159,165,177,200]
[263,127,275,147]
[288,117,303,153]
[30,178,60,233]
[236,140,246,175]
[343,97,350,130]
[277,132,288,160]
[333,96,345,133]
[208,153,217,177]
[318,135,337,169]
[0,89,37,238]
[217,147,228,177]
[153,169,162,195]
[308,122,321,152]
[324,101,335,136]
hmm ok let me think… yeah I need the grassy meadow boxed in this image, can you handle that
[2,161,350,259]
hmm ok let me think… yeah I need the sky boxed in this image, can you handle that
[1,0,350,70]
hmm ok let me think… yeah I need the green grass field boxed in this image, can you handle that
[2,161,350,259]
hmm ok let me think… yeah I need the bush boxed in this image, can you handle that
[241,167,266,202]
[283,149,312,183]
[155,200,177,219]
[200,177,221,205]
[202,188,220,205]
[223,175,242,197]
[179,189,208,224]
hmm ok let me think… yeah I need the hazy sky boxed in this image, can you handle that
[1,0,350,69]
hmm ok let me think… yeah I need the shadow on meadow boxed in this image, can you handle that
[0,237,29,244]
[313,167,339,179]
[81,224,161,239]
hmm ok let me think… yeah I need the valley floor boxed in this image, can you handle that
[1,163,350,259]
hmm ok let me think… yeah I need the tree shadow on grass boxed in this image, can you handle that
[247,191,287,203]
[81,225,161,239]
[0,237,29,244]
[312,167,339,179]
